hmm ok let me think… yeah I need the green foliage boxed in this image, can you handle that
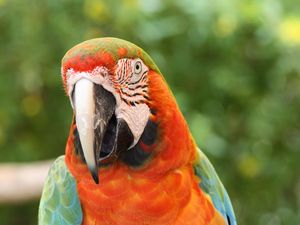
[0,0,300,224]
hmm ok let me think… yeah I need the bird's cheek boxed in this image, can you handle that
[115,103,151,148]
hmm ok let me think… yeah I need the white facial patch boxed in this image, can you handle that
[113,58,151,147]
[63,57,151,149]
[116,99,150,148]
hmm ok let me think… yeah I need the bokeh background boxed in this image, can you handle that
[0,0,300,224]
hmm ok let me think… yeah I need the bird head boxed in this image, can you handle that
[61,38,178,183]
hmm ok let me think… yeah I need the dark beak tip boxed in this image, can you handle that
[91,171,99,184]
[89,167,99,184]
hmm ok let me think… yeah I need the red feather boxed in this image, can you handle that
[65,69,226,225]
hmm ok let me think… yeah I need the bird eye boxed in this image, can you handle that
[134,61,142,74]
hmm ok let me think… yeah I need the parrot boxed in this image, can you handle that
[38,37,237,225]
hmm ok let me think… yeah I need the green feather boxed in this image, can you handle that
[193,148,237,225]
[62,37,161,73]
[38,156,82,225]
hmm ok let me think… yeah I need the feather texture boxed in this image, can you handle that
[42,37,238,225]
[193,148,237,225]
[38,156,82,225]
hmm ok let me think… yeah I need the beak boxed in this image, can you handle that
[73,78,133,184]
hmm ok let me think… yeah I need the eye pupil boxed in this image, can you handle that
[134,61,142,74]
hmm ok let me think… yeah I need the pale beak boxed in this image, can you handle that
[74,79,98,183]
[73,78,134,184]
[74,78,115,184]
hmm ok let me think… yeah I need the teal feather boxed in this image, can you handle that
[194,148,237,225]
[38,156,82,225]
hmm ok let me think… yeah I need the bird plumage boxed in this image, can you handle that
[39,37,237,225]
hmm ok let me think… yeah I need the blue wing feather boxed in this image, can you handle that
[38,156,83,225]
[194,148,237,225]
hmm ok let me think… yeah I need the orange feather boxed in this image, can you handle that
[65,70,226,225]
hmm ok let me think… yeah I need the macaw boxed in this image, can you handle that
[38,37,237,225]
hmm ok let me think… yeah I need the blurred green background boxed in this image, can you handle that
[0,0,300,224]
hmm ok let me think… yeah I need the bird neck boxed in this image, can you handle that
[139,70,196,177]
